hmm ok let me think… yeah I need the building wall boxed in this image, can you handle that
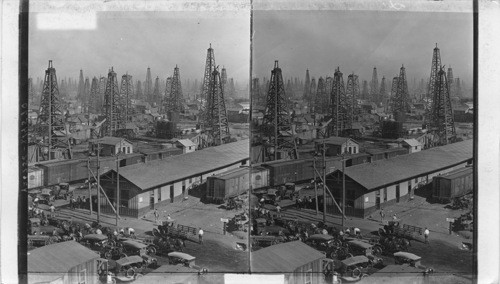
[65,259,98,284]
[290,259,322,284]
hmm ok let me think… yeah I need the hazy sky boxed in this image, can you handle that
[29,10,250,85]
[253,10,473,86]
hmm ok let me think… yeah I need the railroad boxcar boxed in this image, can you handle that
[206,166,267,203]
[432,166,473,203]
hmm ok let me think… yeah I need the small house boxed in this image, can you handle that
[176,139,197,153]
[315,137,359,156]
[90,136,134,156]
[402,138,422,153]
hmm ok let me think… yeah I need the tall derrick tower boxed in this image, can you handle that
[166,65,184,115]
[36,60,69,160]
[77,69,85,103]
[345,73,360,128]
[427,44,441,102]
[201,44,216,116]
[430,66,456,145]
[361,80,369,100]
[83,77,90,112]
[135,80,143,100]
[447,66,454,97]
[303,69,311,104]
[387,76,399,113]
[152,77,161,107]
[370,67,379,103]
[144,67,153,103]
[262,61,295,161]
[98,76,107,113]
[102,67,125,137]
[329,67,348,137]
[120,74,134,122]
[88,77,100,114]
[221,67,228,95]
[392,65,410,123]
[380,76,387,102]
[205,67,230,146]
[314,77,327,114]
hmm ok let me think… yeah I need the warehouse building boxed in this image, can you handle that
[251,241,325,284]
[99,139,249,218]
[325,140,473,218]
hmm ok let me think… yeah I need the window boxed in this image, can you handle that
[305,269,312,284]
[78,269,86,284]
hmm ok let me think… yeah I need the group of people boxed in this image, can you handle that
[295,195,316,210]
[69,195,94,210]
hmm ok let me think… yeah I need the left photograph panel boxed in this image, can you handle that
[26,3,251,283]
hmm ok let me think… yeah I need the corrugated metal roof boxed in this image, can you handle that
[251,241,324,273]
[28,241,99,279]
[336,140,472,190]
[116,140,249,190]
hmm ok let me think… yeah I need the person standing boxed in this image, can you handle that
[424,227,430,244]
[380,209,385,223]
[77,196,82,209]
[154,209,159,223]
[198,228,204,244]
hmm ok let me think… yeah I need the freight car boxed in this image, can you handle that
[432,166,473,203]
[206,166,269,203]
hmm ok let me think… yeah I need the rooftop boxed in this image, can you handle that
[251,241,324,273]
[28,241,99,282]
[115,139,249,190]
[435,166,473,180]
[402,138,422,147]
[334,140,472,190]
[90,136,132,146]
[315,137,358,145]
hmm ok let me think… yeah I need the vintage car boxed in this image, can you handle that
[120,239,156,256]
[335,255,375,281]
[28,235,57,247]
[167,252,208,274]
[393,252,434,273]
[251,235,285,250]
[81,234,110,251]
[348,239,383,265]
[305,234,339,251]
[112,255,147,282]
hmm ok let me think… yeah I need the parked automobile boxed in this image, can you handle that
[28,235,56,248]
[81,234,110,251]
[393,252,434,273]
[120,239,155,257]
[251,235,285,250]
[335,255,376,282]
[167,252,208,274]
[348,239,383,265]
[305,234,338,252]
[112,255,146,282]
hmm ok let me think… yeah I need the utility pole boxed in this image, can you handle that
[341,137,348,230]
[97,143,101,223]
[322,141,326,223]
[116,156,120,226]
[87,156,93,215]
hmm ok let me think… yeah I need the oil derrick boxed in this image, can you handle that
[135,80,143,100]
[370,67,379,103]
[163,76,173,111]
[83,77,90,112]
[221,67,228,94]
[36,60,70,160]
[77,69,85,103]
[262,61,296,160]
[252,78,264,110]
[328,67,349,137]
[205,67,230,146]
[455,78,462,98]
[361,80,369,100]
[392,65,410,123]
[430,66,456,145]
[144,67,153,102]
[151,77,161,107]
[427,44,441,101]
[102,67,125,137]
[120,74,134,122]
[228,78,236,98]
[310,78,317,109]
[88,77,100,114]
[98,76,107,113]
[380,76,388,109]
[314,77,327,115]
[387,76,399,113]
[345,73,360,129]
[166,65,184,116]
[201,44,216,112]
[447,66,454,97]
[303,69,311,104]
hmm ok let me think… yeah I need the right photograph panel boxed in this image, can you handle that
[250,6,474,284]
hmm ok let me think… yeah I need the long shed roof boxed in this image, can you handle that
[28,241,99,282]
[335,140,472,190]
[251,241,324,273]
[115,139,249,190]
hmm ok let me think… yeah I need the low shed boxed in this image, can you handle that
[251,241,324,284]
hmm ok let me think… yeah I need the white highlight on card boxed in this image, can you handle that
[36,12,97,30]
